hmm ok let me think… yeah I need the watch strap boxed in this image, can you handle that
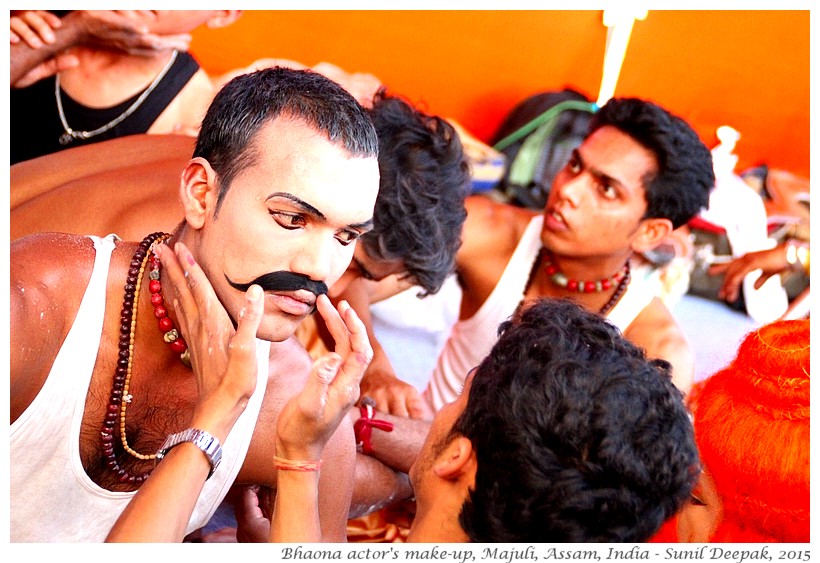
[156,428,223,479]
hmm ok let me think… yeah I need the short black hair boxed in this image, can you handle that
[363,90,470,296]
[454,298,699,542]
[194,67,379,213]
[590,97,714,229]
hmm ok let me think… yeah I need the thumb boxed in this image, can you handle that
[302,353,343,407]
[234,284,264,344]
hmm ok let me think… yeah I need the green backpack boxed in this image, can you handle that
[491,89,597,209]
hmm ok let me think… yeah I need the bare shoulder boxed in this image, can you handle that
[624,298,695,394]
[463,194,528,234]
[150,69,215,134]
[460,195,536,265]
[11,135,195,211]
[10,233,103,421]
[11,232,99,303]
[625,297,686,344]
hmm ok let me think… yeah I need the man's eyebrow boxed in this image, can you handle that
[573,148,626,190]
[351,218,374,232]
[266,192,325,220]
[266,192,374,231]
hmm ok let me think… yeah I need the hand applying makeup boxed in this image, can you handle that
[106,242,373,543]
[107,241,264,542]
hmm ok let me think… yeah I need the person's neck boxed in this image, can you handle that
[59,47,177,107]
[545,248,633,283]
[524,246,634,316]
[406,511,470,543]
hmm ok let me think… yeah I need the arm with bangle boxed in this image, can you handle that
[229,393,428,541]
[235,394,431,539]
[350,399,432,475]
[269,294,374,542]
[709,237,810,303]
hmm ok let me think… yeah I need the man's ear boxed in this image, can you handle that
[180,157,218,230]
[206,11,242,29]
[631,217,674,254]
[433,436,476,482]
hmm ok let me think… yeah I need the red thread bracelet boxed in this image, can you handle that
[354,397,394,455]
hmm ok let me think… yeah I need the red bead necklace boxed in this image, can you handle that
[523,247,630,317]
[101,232,190,485]
[149,250,191,366]
[542,249,628,293]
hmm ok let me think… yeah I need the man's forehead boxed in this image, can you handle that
[249,114,374,160]
[234,118,379,220]
[578,126,658,188]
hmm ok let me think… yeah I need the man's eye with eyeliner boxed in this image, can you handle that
[270,211,306,230]
[335,230,361,246]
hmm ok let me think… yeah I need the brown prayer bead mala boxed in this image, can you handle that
[101,232,190,484]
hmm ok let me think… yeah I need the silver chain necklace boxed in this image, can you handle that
[55,50,178,145]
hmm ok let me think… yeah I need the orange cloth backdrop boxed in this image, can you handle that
[190,10,809,178]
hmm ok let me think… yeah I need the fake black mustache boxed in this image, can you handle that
[225,271,328,297]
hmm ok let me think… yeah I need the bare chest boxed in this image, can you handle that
[79,341,198,492]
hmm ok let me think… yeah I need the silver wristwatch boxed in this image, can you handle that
[156,428,222,479]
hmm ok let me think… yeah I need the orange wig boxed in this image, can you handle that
[689,319,810,542]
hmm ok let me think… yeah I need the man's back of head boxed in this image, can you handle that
[590,97,715,229]
[363,90,470,296]
[454,298,699,542]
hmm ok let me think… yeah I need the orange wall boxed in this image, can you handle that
[191,10,809,178]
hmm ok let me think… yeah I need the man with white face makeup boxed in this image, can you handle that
[10,67,408,542]
[10,88,471,422]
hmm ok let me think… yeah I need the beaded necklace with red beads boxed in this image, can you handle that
[522,247,630,316]
[101,232,190,485]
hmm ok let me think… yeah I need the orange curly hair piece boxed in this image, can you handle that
[689,319,810,542]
